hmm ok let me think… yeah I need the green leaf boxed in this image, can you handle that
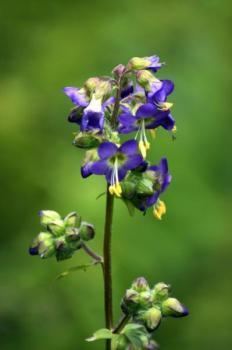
[56,262,98,280]
[122,324,149,349]
[86,328,113,342]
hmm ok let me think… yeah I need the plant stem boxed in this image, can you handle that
[81,242,103,263]
[113,314,131,334]
[103,187,114,350]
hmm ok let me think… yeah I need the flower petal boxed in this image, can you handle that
[63,87,88,106]
[136,103,157,118]
[98,142,118,159]
[119,140,139,156]
[91,160,109,174]
[146,192,159,207]
[124,154,143,170]
[154,80,174,102]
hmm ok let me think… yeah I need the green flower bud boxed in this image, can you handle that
[132,277,150,293]
[112,64,126,78]
[73,132,101,149]
[136,178,154,196]
[65,227,80,242]
[127,57,151,70]
[95,79,112,100]
[64,212,81,228]
[121,180,136,199]
[152,282,170,303]
[36,232,55,259]
[39,210,61,226]
[84,77,100,92]
[79,222,95,241]
[142,307,162,331]
[136,70,157,90]
[47,219,65,236]
[162,298,189,318]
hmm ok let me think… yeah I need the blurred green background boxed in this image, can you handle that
[0,0,231,349]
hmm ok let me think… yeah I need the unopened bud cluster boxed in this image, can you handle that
[29,210,95,261]
[121,277,188,339]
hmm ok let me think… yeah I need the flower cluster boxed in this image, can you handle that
[64,55,176,219]
[88,277,188,349]
[29,210,95,261]
[119,277,188,348]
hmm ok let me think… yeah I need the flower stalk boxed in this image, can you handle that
[103,188,115,350]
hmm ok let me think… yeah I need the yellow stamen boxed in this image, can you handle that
[108,182,122,197]
[158,102,173,111]
[139,140,150,159]
[172,125,177,133]
[153,200,166,220]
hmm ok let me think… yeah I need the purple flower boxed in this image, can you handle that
[82,140,143,197]
[145,158,172,208]
[63,87,88,107]
[81,94,105,132]
[118,103,175,157]
[148,80,175,111]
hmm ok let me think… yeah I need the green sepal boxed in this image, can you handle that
[136,178,154,196]
[73,132,101,149]
[39,210,61,226]
[64,212,81,228]
[47,219,65,236]
[79,222,95,241]
[152,282,170,303]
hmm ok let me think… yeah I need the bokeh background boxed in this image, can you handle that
[0,0,231,349]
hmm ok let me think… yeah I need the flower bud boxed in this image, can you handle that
[73,132,101,149]
[84,77,100,92]
[127,55,163,72]
[65,227,80,242]
[47,220,65,236]
[121,180,136,199]
[112,64,126,79]
[136,70,158,90]
[39,210,61,226]
[128,57,152,70]
[162,298,189,318]
[64,212,81,228]
[141,307,162,331]
[132,277,150,292]
[79,222,95,241]
[121,289,140,314]
[152,282,170,302]
[35,232,55,259]
[136,178,154,196]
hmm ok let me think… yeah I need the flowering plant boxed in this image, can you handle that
[29,55,188,350]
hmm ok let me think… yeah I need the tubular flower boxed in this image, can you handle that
[148,79,175,111]
[118,103,175,158]
[83,140,143,197]
[145,158,172,208]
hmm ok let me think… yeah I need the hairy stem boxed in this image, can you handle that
[103,188,114,350]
